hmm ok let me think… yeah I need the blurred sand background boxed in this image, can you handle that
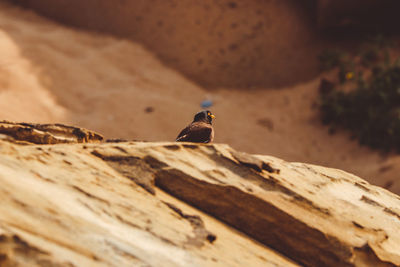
[0,1,399,193]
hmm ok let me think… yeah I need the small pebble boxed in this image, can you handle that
[144,106,154,113]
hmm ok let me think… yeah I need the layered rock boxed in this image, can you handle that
[0,122,399,266]
[0,121,103,144]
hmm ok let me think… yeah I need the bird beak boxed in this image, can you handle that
[210,114,216,119]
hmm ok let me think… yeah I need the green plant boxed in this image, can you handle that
[318,49,355,83]
[360,47,379,67]
[318,50,345,71]
[320,61,400,152]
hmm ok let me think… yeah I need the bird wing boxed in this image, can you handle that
[176,123,213,143]
[176,126,190,141]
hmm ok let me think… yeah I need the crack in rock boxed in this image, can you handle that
[163,202,216,247]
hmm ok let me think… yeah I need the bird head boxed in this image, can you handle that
[193,110,215,124]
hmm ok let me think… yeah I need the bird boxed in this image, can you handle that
[176,110,215,143]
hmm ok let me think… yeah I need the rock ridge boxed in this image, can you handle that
[0,122,399,266]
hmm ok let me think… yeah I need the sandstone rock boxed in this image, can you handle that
[0,140,297,267]
[0,121,103,144]
[0,131,399,266]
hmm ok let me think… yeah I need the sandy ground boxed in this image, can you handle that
[0,2,399,194]
[11,0,321,88]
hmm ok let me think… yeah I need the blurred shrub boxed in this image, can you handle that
[318,49,345,71]
[319,40,400,152]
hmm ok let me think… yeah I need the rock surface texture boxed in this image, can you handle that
[0,121,103,144]
[0,123,399,266]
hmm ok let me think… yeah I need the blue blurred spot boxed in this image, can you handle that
[201,100,213,108]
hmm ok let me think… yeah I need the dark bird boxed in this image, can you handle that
[176,110,215,143]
